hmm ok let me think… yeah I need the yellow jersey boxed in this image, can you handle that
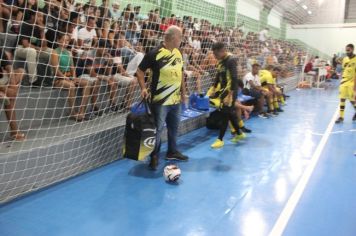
[139,44,183,105]
[259,70,275,86]
[341,56,356,86]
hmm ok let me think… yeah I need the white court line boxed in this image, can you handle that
[269,107,340,236]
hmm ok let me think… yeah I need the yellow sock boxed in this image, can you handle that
[280,95,285,105]
[340,100,346,118]
[273,97,279,109]
[268,98,274,110]
[239,120,244,128]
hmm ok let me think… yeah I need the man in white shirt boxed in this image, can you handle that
[78,16,98,50]
[243,63,272,118]
[259,27,269,42]
[193,18,200,31]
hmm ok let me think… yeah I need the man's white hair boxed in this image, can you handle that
[165,25,182,42]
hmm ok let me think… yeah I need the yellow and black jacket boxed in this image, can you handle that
[139,43,183,106]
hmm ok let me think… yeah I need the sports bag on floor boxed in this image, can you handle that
[123,100,156,161]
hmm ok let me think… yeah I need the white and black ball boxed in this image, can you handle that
[163,165,181,182]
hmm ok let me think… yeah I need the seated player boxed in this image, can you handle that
[230,79,254,134]
[259,65,284,115]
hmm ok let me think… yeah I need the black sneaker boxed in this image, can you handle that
[166,152,189,161]
[148,155,159,171]
[276,108,284,112]
[241,126,252,133]
[352,113,356,121]
[335,117,344,124]
[267,110,277,117]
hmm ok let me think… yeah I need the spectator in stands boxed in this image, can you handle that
[137,25,189,170]
[125,22,139,46]
[51,33,94,122]
[84,40,120,112]
[119,7,133,31]
[259,27,269,43]
[98,0,111,19]
[193,18,200,31]
[97,18,112,40]
[182,43,202,94]
[160,17,169,32]
[243,62,271,118]
[191,33,201,51]
[15,9,52,85]
[200,49,217,73]
[140,25,157,53]
[17,0,38,23]
[332,54,338,69]
[78,16,98,50]
[0,48,25,140]
[0,0,22,33]
[42,0,69,49]
[110,1,121,21]
[134,6,145,21]
[167,14,176,26]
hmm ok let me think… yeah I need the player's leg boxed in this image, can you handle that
[336,86,347,123]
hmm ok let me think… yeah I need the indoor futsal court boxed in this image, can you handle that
[0,0,355,236]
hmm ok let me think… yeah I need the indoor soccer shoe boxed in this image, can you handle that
[211,139,224,149]
[231,133,246,143]
[335,117,344,124]
[241,127,252,133]
[166,152,189,161]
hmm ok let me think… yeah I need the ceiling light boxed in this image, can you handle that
[302,5,308,10]
[308,10,312,14]
[295,0,301,2]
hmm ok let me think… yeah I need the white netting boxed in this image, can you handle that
[0,0,327,203]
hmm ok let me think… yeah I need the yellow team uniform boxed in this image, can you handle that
[340,56,356,101]
[259,69,285,109]
[259,70,275,87]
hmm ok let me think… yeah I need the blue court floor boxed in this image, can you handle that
[0,83,355,236]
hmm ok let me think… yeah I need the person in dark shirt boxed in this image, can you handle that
[15,9,52,84]
[0,48,25,141]
[209,42,244,149]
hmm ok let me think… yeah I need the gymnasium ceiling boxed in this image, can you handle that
[261,0,347,24]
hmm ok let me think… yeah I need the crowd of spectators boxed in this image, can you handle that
[0,0,307,141]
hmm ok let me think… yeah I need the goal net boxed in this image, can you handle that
[0,0,321,203]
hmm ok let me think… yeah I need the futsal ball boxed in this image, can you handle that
[163,165,181,182]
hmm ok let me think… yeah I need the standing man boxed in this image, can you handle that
[335,44,356,123]
[137,26,189,170]
[210,42,245,149]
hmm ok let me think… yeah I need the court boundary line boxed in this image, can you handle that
[269,107,340,236]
